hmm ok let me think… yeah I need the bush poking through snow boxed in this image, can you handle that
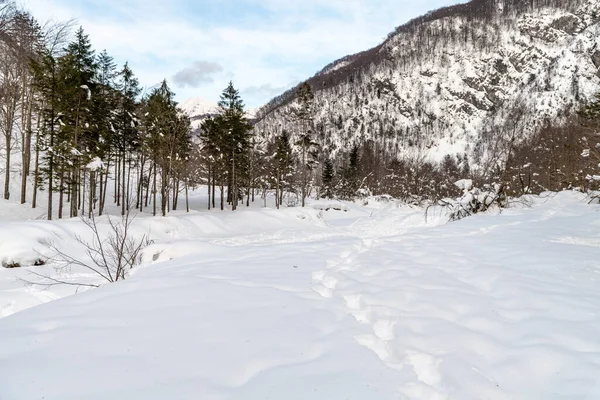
[25,210,151,288]
[429,180,508,222]
[2,258,45,269]
[2,261,22,269]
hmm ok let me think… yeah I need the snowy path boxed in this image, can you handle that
[1,193,600,399]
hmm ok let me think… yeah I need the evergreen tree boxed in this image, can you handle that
[322,158,335,199]
[339,144,361,199]
[31,50,60,219]
[274,130,293,208]
[57,27,97,218]
[114,62,141,215]
[93,50,118,215]
[295,81,317,207]
[216,81,252,211]
[145,80,191,216]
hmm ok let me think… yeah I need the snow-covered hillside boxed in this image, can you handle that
[256,0,600,163]
[180,97,259,131]
[179,96,219,118]
[1,191,600,399]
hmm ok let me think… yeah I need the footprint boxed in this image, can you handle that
[343,294,362,310]
[373,319,395,341]
[312,284,333,299]
[350,308,372,324]
[312,270,326,282]
[354,334,404,371]
[355,334,392,361]
[322,276,338,290]
[405,352,443,387]
[339,250,352,259]
[398,352,447,400]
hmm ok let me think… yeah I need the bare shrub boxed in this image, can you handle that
[26,209,151,288]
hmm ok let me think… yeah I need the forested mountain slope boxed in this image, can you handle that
[255,0,600,166]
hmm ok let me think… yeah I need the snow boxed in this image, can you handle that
[179,96,219,118]
[85,157,104,170]
[256,0,600,164]
[0,191,599,399]
[454,178,473,190]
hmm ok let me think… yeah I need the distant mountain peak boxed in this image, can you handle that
[179,97,219,120]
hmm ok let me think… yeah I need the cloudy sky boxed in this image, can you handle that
[20,0,462,107]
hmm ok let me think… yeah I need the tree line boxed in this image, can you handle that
[0,4,194,219]
[2,0,600,222]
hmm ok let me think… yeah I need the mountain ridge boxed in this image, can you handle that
[254,0,600,165]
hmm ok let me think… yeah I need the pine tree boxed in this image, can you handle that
[274,130,293,208]
[58,27,97,218]
[216,81,252,211]
[93,49,118,215]
[339,144,361,199]
[145,80,191,216]
[31,50,60,219]
[295,81,317,207]
[322,158,335,199]
[114,62,141,215]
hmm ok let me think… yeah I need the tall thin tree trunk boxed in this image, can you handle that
[185,179,189,213]
[20,84,33,204]
[153,162,157,217]
[276,172,280,210]
[122,151,126,215]
[220,183,224,211]
[81,171,86,217]
[173,177,179,211]
[32,134,40,209]
[137,155,145,210]
[212,170,216,208]
[207,164,211,210]
[100,158,110,216]
[231,153,236,211]
[47,127,54,220]
[126,157,132,212]
[115,156,120,205]
[58,166,64,219]
[145,161,152,209]
[4,135,11,200]
[89,170,94,218]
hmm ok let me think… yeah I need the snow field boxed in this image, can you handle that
[0,191,599,399]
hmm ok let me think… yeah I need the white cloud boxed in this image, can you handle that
[19,0,462,107]
[173,61,224,88]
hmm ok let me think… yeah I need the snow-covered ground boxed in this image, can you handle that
[1,191,600,399]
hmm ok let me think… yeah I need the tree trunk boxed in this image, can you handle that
[172,176,179,211]
[207,164,211,210]
[126,156,132,212]
[231,154,236,211]
[137,155,145,211]
[220,183,224,211]
[20,85,33,204]
[100,158,110,216]
[81,171,86,217]
[212,170,216,208]
[58,166,64,219]
[4,135,11,200]
[185,179,189,213]
[32,131,40,209]
[161,166,168,216]
[121,151,126,215]
[115,156,120,205]
[153,162,157,217]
